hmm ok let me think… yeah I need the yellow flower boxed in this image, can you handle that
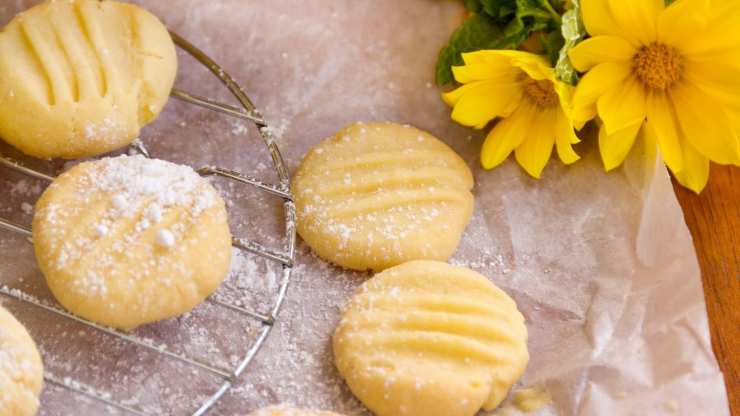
[569,0,740,192]
[443,50,580,178]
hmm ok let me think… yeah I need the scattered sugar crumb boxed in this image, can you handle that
[20,202,33,215]
[155,229,176,248]
[94,224,108,237]
[664,400,679,413]
[512,385,552,412]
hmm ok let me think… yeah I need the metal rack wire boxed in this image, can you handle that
[0,30,296,415]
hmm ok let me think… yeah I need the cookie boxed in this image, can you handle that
[0,0,177,158]
[32,155,231,329]
[333,260,529,416]
[293,122,474,271]
[0,305,44,416]
[247,406,345,416]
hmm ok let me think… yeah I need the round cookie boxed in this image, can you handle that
[0,305,44,416]
[0,0,177,159]
[293,122,474,271]
[32,155,232,329]
[333,260,529,416]
[247,406,345,416]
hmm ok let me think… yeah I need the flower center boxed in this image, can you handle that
[633,43,683,90]
[523,79,559,107]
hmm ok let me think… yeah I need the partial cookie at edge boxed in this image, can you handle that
[0,305,44,416]
[0,0,177,158]
[246,406,346,416]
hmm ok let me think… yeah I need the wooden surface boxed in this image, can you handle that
[672,164,739,415]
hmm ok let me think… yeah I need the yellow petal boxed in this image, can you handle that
[451,60,520,84]
[598,121,642,171]
[443,80,523,129]
[572,62,632,128]
[639,115,658,159]
[645,92,683,173]
[581,0,621,37]
[480,100,533,169]
[461,50,515,65]
[553,81,581,134]
[657,0,710,48]
[683,57,740,99]
[672,1,740,56]
[570,130,580,144]
[671,142,710,193]
[466,50,554,81]
[597,76,647,135]
[511,57,553,82]
[606,0,663,44]
[669,83,740,165]
[568,36,636,72]
[553,78,574,110]
[554,109,580,165]
[681,61,740,121]
[514,107,557,178]
[466,49,545,62]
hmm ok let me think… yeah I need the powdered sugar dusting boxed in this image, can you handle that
[36,155,220,273]
[82,117,123,142]
[90,155,215,218]
[10,179,42,197]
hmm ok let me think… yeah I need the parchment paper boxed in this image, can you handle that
[0,1,730,415]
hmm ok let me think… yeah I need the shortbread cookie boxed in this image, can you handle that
[293,122,474,271]
[0,305,44,416]
[33,155,231,329]
[0,0,177,159]
[333,260,529,416]
[247,406,345,416]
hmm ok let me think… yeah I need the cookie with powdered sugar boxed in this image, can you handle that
[32,155,231,329]
[0,305,44,416]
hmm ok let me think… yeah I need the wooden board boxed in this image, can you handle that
[673,165,740,415]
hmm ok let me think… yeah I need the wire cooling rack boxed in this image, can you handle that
[0,30,296,415]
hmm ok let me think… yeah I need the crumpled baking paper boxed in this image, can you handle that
[0,1,729,415]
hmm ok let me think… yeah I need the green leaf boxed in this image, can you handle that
[542,30,565,65]
[549,0,566,11]
[468,0,562,26]
[515,0,561,28]
[435,14,510,85]
[554,0,586,84]
[480,0,517,23]
[463,0,517,22]
[464,0,484,13]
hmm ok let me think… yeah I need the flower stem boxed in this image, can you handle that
[540,0,562,25]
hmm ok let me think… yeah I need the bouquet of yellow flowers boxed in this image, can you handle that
[437,0,740,192]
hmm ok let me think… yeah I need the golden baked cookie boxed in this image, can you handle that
[0,0,177,159]
[246,406,345,416]
[333,260,529,416]
[0,305,44,416]
[293,122,474,271]
[32,155,232,329]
